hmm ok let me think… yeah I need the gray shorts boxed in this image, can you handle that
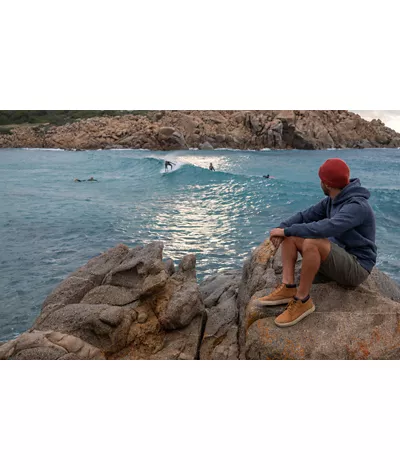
[313,242,370,287]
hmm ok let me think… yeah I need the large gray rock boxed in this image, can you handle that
[200,270,241,308]
[81,285,139,305]
[34,304,137,354]
[158,281,205,330]
[23,243,206,358]
[262,120,283,148]
[164,258,175,276]
[155,255,205,330]
[240,239,400,360]
[172,254,197,281]
[200,291,239,360]
[41,244,130,318]
[157,127,188,150]
[246,282,400,360]
[237,239,278,356]
[103,242,166,291]
[112,314,204,360]
[152,316,204,360]
[0,330,105,360]
[199,141,214,150]
[199,270,241,359]
[363,268,400,302]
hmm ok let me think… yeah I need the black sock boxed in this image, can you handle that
[294,294,310,303]
[285,283,297,288]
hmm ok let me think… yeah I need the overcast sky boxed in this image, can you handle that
[352,110,400,132]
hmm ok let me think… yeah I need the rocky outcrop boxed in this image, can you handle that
[240,242,400,360]
[0,242,207,360]
[199,141,214,150]
[156,127,188,150]
[1,110,400,150]
[1,240,400,360]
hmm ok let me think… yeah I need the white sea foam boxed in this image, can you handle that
[214,148,259,152]
[22,147,65,151]
[96,148,153,151]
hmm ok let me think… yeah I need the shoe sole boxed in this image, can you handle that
[274,305,316,328]
[255,297,294,307]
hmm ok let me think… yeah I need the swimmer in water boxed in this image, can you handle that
[263,174,270,179]
[74,177,97,182]
[209,163,215,171]
[165,161,175,171]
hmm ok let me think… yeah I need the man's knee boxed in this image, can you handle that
[302,238,331,260]
[283,236,303,247]
[302,238,319,251]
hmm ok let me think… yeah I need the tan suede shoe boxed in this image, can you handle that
[256,284,297,306]
[274,297,315,327]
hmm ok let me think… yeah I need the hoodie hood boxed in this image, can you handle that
[332,178,370,205]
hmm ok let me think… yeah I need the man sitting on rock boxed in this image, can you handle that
[256,158,377,327]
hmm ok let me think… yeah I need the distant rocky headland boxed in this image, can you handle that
[1,110,400,151]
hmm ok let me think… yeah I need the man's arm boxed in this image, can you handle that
[279,198,328,229]
[283,202,366,239]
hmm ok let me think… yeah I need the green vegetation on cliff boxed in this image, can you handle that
[0,110,149,127]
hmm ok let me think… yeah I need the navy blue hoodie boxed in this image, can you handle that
[279,178,377,272]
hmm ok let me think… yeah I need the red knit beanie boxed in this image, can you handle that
[318,158,350,189]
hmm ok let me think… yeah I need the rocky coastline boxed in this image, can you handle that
[1,110,400,151]
[1,239,400,360]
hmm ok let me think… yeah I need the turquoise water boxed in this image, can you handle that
[0,147,399,341]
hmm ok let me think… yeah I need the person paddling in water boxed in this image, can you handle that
[74,177,97,182]
[263,174,270,179]
[165,161,175,172]
[209,163,215,171]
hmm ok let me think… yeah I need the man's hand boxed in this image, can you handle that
[270,236,283,249]
[269,228,286,249]
[270,228,285,238]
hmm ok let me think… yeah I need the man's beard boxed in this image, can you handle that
[321,183,330,196]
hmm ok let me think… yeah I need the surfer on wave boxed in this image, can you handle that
[165,161,175,172]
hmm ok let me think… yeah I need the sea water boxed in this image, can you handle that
[0,147,399,341]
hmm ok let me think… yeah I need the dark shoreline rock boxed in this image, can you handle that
[1,110,400,151]
[1,240,399,360]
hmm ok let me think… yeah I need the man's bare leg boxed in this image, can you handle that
[296,239,331,299]
[256,237,330,308]
[281,236,303,285]
[273,237,332,327]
